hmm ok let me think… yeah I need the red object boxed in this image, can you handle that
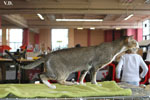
[20,45,33,52]
[20,45,27,50]
[77,71,86,82]
[140,62,150,84]
[104,62,120,82]
[0,45,11,55]
[0,45,11,52]
[77,71,81,82]
[27,49,33,52]
[108,63,116,81]
[48,80,51,83]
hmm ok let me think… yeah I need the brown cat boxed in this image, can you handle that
[21,36,138,89]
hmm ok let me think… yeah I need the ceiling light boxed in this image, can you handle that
[116,27,121,30]
[56,19,103,22]
[90,27,95,30]
[124,14,134,21]
[37,13,44,20]
[77,27,83,30]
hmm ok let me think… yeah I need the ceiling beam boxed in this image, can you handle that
[0,0,144,8]
[0,0,148,14]
[29,28,39,33]
[119,0,134,4]
[1,8,150,15]
[62,14,66,19]
[114,15,127,21]
[138,15,150,22]
[87,0,92,2]
[56,0,61,2]
[26,20,142,28]
[0,0,146,30]
[28,24,142,29]
[25,0,31,2]
[46,14,56,21]
[2,23,141,29]
[103,15,115,21]
[2,14,28,28]
[2,14,39,33]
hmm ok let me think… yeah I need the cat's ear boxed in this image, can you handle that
[124,35,133,43]
[128,35,134,42]
[129,35,134,39]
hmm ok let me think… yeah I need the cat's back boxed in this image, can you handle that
[51,46,95,56]
[46,46,96,65]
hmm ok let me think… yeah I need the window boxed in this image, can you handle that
[143,20,150,40]
[51,29,68,51]
[8,29,23,52]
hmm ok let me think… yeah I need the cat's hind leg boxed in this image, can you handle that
[58,80,78,85]
[90,67,98,85]
[90,66,102,86]
[40,74,56,89]
[56,70,79,85]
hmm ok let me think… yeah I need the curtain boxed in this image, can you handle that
[87,29,91,46]
[104,30,113,42]
[137,28,143,41]
[114,30,121,40]
[22,28,29,46]
[127,28,143,41]
[34,34,39,44]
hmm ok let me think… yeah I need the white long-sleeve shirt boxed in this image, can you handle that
[116,53,148,82]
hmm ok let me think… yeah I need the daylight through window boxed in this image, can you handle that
[8,29,23,52]
[51,29,68,51]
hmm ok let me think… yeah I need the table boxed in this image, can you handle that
[0,58,43,83]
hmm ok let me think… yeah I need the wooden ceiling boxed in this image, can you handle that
[1,0,150,32]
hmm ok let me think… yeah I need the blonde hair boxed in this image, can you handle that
[126,48,138,54]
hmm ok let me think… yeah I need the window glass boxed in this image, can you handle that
[51,29,68,51]
[143,20,150,40]
[9,29,23,52]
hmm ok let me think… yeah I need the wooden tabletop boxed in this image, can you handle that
[0,58,35,62]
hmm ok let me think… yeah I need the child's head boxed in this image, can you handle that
[126,48,138,54]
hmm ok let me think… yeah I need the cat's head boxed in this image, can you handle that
[122,35,139,50]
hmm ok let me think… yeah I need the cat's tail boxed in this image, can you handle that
[21,58,45,69]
